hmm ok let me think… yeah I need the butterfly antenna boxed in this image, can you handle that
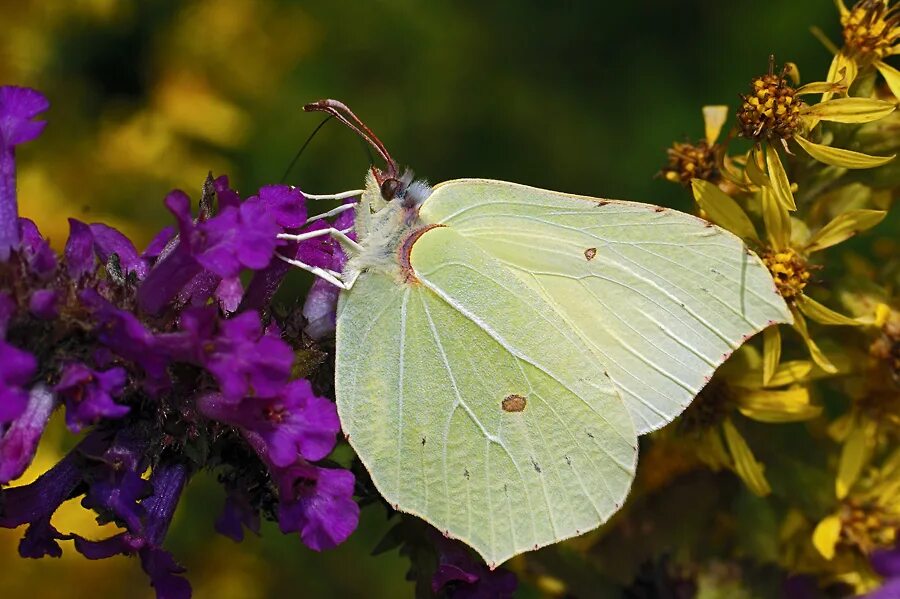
[303,99,398,180]
[279,115,333,183]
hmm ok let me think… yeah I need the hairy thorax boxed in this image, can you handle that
[341,171,434,285]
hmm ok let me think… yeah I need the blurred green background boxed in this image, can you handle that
[0,1,837,597]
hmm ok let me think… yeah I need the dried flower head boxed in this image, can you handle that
[662,140,719,186]
[738,58,805,142]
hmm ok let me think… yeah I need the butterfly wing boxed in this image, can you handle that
[335,226,636,566]
[418,179,792,434]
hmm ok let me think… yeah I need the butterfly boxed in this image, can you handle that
[286,100,792,567]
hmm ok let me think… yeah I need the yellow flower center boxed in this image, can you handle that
[839,497,899,554]
[738,62,804,141]
[662,140,720,186]
[762,248,811,300]
[842,0,900,64]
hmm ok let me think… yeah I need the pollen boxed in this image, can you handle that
[737,59,804,142]
[762,247,811,300]
[838,496,899,554]
[842,0,900,64]
[662,139,720,186]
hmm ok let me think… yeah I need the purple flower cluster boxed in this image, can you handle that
[0,86,358,598]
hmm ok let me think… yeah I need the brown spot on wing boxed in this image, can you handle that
[502,394,527,412]
[398,224,446,284]
[584,247,597,261]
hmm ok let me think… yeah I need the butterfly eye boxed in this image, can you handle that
[380,177,402,200]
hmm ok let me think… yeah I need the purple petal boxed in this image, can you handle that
[89,223,147,279]
[215,277,243,313]
[65,218,95,279]
[55,363,128,432]
[865,579,900,599]
[0,340,37,423]
[0,384,55,483]
[214,491,260,543]
[20,517,68,558]
[143,226,176,260]
[138,245,203,315]
[872,546,900,577]
[302,278,341,340]
[17,218,57,276]
[0,86,50,147]
[276,464,359,551]
[74,533,131,560]
[214,175,241,210]
[140,547,192,599]
[164,190,195,240]
[28,288,58,320]
[257,185,307,229]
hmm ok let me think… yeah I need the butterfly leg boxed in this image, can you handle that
[273,253,349,289]
[299,189,364,200]
[306,202,357,223]
[277,227,362,254]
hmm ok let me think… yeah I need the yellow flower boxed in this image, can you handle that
[737,56,895,211]
[661,106,728,187]
[812,449,900,593]
[822,1,900,101]
[691,175,887,375]
[676,346,825,496]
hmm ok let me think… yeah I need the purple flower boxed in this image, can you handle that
[0,384,55,483]
[202,311,293,401]
[0,340,37,423]
[54,362,128,432]
[0,86,48,261]
[75,461,192,599]
[81,289,171,389]
[866,544,900,599]
[431,534,518,599]
[142,225,176,261]
[198,379,340,467]
[275,463,359,551]
[253,185,307,229]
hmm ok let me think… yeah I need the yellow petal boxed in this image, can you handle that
[762,325,781,386]
[794,134,896,169]
[745,147,769,188]
[702,105,729,145]
[791,306,838,373]
[760,186,791,250]
[766,143,797,210]
[691,179,760,241]
[833,0,849,18]
[768,360,815,387]
[797,295,867,326]
[784,62,801,85]
[875,303,892,327]
[875,61,900,100]
[823,51,858,103]
[802,98,896,124]
[836,418,877,499]
[737,387,821,423]
[796,81,847,95]
[828,412,855,442]
[805,209,887,252]
[812,515,842,560]
[723,418,771,496]
[699,428,731,470]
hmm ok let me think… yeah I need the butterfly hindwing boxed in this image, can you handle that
[418,179,793,434]
[335,226,636,566]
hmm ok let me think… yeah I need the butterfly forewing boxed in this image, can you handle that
[419,179,793,434]
[335,227,636,566]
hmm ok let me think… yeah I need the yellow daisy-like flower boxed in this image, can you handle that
[692,175,887,375]
[676,346,825,496]
[812,449,900,593]
[661,106,729,187]
[736,57,895,212]
[828,0,900,100]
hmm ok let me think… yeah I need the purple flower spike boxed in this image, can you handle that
[195,199,279,278]
[54,362,129,432]
[255,185,307,229]
[0,86,49,261]
[866,544,900,599]
[203,311,294,401]
[276,463,359,551]
[0,340,37,423]
[0,384,55,483]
